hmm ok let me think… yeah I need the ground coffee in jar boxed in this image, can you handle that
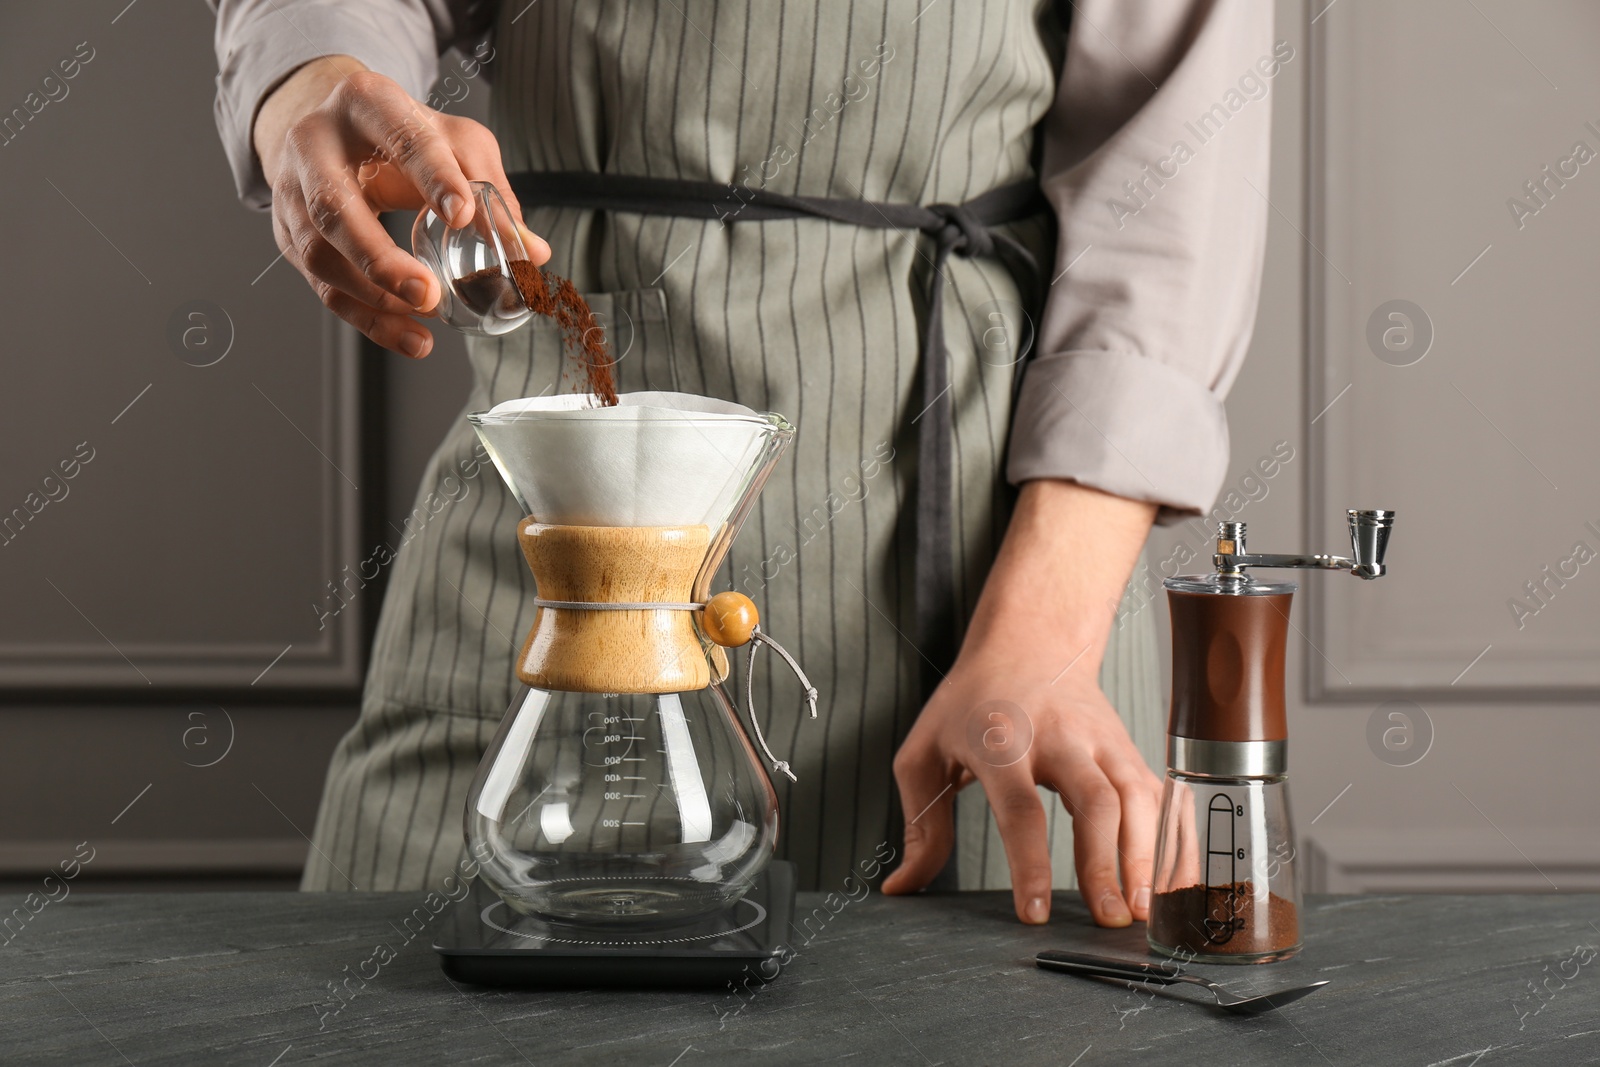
[1148,883,1298,957]
[452,260,618,406]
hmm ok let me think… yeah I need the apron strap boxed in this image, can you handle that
[508,171,1049,699]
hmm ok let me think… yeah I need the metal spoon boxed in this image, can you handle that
[1035,950,1329,1015]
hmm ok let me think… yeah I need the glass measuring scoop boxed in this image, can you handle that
[463,393,798,928]
[410,180,537,336]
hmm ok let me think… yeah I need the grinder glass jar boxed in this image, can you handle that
[1148,768,1301,963]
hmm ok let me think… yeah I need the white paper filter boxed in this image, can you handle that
[470,391,771,527]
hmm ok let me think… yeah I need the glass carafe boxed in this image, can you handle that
[467,686,777,926]
[463,394,795,927]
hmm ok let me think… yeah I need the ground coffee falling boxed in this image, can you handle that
[452,261,618,407]
[1147,883,1299,957]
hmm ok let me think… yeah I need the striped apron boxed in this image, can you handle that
[301,0,1164,895]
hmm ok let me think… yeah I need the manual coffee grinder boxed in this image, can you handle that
[433,392,816,988]
[1147,509,1395,964]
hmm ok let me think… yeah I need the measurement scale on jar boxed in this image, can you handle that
[1203,791,1247,945]
[583,701,713,844]
[586,711,653,836]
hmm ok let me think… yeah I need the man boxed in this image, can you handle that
[211,0,1273,927]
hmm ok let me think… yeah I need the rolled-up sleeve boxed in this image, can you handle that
[1007,0,1278,524]
[208,0,491,209]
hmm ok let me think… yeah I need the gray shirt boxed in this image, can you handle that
[209,0,1275,523]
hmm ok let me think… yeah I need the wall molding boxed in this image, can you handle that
[0,839,308,879]
[0,318,368,695]
[1301,6,1600,704]
[1304,830,1600,893]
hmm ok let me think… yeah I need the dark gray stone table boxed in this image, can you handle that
[2,889,1597,1065]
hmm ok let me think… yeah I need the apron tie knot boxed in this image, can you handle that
[927,202,995,258]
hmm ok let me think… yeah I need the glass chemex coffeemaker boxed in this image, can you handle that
[1147,509,1395,964]
[434,392,816,987]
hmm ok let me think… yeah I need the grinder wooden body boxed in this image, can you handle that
[1166,588,1292,746]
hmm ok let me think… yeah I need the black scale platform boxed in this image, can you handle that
[434,862,796,988]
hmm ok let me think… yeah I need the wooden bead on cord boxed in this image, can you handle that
[701,591,758,647]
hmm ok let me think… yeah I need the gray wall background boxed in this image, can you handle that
[0,2,472,890]
[1146,0,1600,892]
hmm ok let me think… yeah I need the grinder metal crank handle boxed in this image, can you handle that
[1035,950,1190,986]
[1213,508,1395,580]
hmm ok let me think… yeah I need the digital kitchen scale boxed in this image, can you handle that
[434,861,795,988]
